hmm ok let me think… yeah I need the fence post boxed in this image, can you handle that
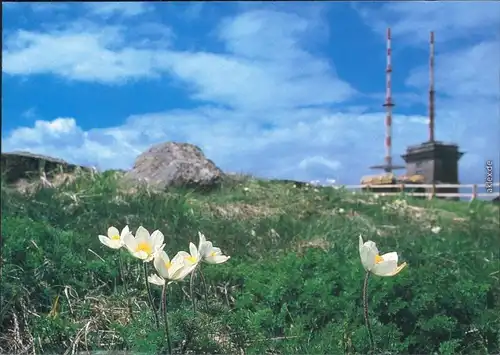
[471,184,477,201]
[400,183,405,192]
[429,183,436,200]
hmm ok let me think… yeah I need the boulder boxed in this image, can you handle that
[123,142,224,190]
[1,151,90,184]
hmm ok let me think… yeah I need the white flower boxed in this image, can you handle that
[98,225,130,249]
[338,208,345,214]
[176,242,201,267]
[123,226,165,262]
[197,232,231,264]
[148,251,196,286]
[243,187,250,192]
[431,226,441,234]
[358,235,407,277]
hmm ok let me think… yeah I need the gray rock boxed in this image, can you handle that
[1,151,90,184]
[123,142,224,190]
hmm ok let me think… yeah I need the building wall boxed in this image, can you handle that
[405,159,435,183]
[402,143,463,201]
[440,154,459,183]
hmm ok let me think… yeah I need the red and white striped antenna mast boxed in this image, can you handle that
[370,27,404,173]
[383,27,394,171]
[429,31,435,142]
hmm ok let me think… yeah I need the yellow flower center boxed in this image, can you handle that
[375,254,384,263]
[111,234,121,241]
[136,242,152,255]
[165,261,172,269]
[210,251,217,257]
[185,255,197,263]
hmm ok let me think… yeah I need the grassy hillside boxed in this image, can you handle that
[1,171,499,354]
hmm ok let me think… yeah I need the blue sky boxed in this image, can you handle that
[2,2,499,187]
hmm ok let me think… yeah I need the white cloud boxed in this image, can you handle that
[84,2,152,18]
[6,118,82,146]
[2,109,432,183]
[2,9,355,109]
[2,2,69,13]
[356,2,500,45]
[407,40,499,100]
[2,25,161,83]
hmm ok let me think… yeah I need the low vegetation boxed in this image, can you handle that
[1,170,499,354]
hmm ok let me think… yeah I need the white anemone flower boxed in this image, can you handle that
[358,235,407,277]
[123,226,165,262]
[98,225,130,249]
[197,232,230,264]
[176,242,201,267]
[147,251,196,286]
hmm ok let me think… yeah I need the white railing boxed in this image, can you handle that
[341,182,500,200]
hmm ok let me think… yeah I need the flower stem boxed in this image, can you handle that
[189,266,197,315]
[363,271,375,354]
[143,262,160,329]
[162,283,173,355]
[119,251,133,320]
[199,266,209,310]
[118,251,126,290]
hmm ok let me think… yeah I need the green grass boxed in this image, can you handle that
[1,171,499,354]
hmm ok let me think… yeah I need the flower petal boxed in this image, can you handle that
[385,262,407,276]
[151,230,164,249]
[132,250,149,260]
[123,230,137,252]
[154,251,170,278]
[153,243,166,257]
[372,259,398,276]
[387,262,407,276]
[172,263,197,281]
[173,251,190,261]
[168,260,187,279]
[364,241,378,254]
[359,237,378,271]
[148,274,165,286]
[135,226,150,240]
[99,235,120,249]
[107,226,120,239]
[121,225,130,238]
[206,255,230,264]
[198,231,206,248]
[189,242,198,258]
[380,252,398,263]
[200,241,213,258]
